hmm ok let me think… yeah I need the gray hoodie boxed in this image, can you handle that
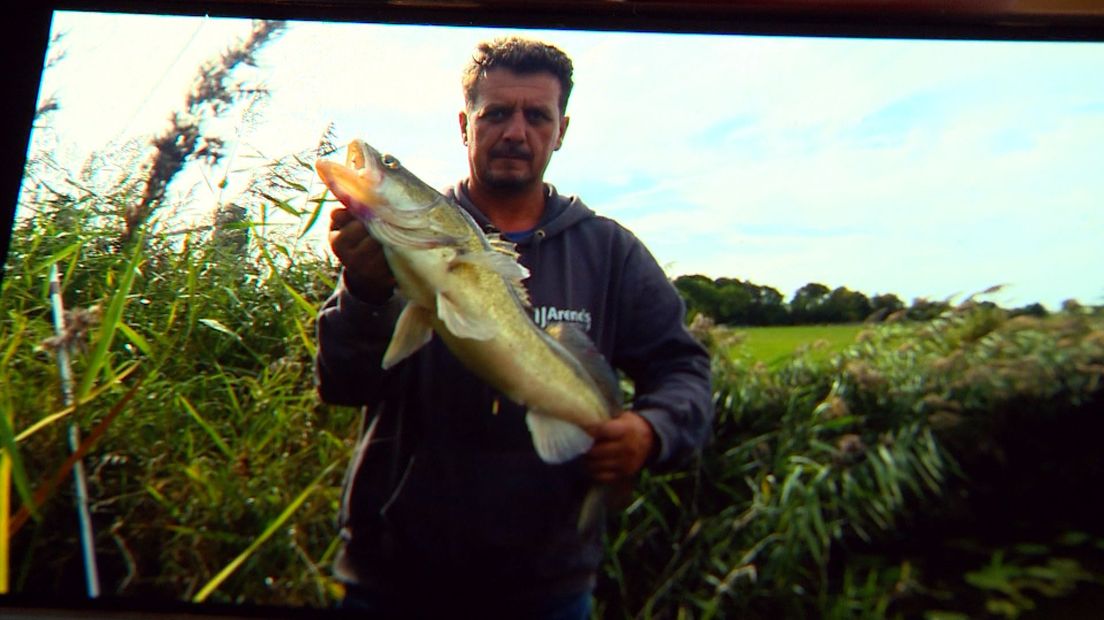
[315,181,713,607]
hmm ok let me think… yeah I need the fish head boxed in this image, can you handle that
[316,139,440,224]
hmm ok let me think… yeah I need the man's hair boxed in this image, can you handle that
[461,37,574,114]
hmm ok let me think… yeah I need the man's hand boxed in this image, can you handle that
[329,208,395,303]
[584,412,657,485]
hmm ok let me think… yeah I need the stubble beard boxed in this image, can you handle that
[485,172,534,193]
[481,158,541,194]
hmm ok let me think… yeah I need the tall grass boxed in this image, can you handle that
[2,18,355,605]
[2,164,359,604]
[598,302,1104,618]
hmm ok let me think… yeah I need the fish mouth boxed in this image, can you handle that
[316,158,384,216]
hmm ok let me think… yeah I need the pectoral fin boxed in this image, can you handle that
[525,412,594,464]
[437,291,498,340]
[382,302,434,369]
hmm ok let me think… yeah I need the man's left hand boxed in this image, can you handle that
[584,412,657,485]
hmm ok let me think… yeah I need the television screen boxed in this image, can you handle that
[3,2,1103,618]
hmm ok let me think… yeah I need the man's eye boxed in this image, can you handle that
[525,110,549,123]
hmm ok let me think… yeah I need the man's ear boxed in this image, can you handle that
[555,115,570,151]
[459,110,470,146]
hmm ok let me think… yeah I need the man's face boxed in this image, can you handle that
[459,69,569,194]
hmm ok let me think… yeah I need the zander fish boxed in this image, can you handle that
[316,139,621,468]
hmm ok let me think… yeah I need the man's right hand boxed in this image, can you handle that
[329,208,396,304]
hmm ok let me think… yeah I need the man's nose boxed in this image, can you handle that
[502,110,526,141]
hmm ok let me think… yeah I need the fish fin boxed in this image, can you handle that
[451,249,532,307]
[382,302,434,369]
[545,322,622,408]
[577,485,608,534]
[452,249,530,282]
[436,291,498,340]
[525,412,594,464]
[485,232,521,259]
[577,478,633,534]
[512,283,532,309]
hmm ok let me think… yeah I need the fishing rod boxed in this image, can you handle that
[48,263,101,598]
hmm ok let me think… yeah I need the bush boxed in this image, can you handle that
[598,303,1104,618]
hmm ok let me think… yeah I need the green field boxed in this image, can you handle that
[725,323,865,364]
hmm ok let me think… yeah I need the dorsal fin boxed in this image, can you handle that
[544,322,621,409]
[486,232,521,259]
[451,245,531,309]
[509,279,532,309]
[484,233,530,307]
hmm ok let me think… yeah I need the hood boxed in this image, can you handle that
[446,180,595,245]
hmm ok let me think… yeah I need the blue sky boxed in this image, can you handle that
[27,11,1104,309]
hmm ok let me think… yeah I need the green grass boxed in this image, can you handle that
[726,324,865,364]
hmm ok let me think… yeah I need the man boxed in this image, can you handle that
[316,37,712,617]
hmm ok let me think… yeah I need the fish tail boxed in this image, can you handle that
[577,477,635,534]
[577,485,609,534]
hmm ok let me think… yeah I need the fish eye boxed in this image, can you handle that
[381,153,401,169]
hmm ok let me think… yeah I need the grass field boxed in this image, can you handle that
[724,323,865,364]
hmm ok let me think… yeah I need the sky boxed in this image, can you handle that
[22,10,1104,309]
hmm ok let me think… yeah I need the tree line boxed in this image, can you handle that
[672,275,1053,326]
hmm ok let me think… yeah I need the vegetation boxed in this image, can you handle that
[2,20,355,606]
[5,21,1104,618]
[598,303,1104,618]
[706,322,865,367]
[2,150,356,606]
[675,274,1060,328]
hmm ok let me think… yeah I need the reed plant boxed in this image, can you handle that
[597,300,1104,618]
[2,17,354,606]
[2,147,361,604]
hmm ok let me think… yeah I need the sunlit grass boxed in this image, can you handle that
[729,323,865,365]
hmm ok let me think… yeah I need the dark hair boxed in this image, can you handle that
[461,37,574,114]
